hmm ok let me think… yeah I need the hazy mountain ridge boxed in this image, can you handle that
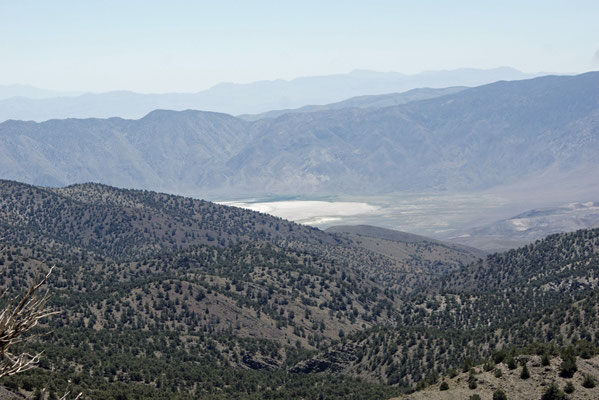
[326,224,486,257]
[1,72,597,198]
[447,201,599,251]
[221,72,599,195]
[0,67,541,122]
[0,110,252,191]
[238,87,467,121]
[0,84,81,100]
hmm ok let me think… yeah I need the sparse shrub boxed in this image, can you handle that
[506,356,517,370]
[484,360,496,372]
[559,349,577,378]
[462,357,475,372]
[541,382,566,400]
[493,389,507,400]
[494,368,503,378]
[520,363,530,379]
[469,395,481,400]
[428,371,440,384]
[576,340,596,359]
[447,368,458,378]
[582,374,596,388]
[492,349,507,364]
[541,353,551,366]
[468,376,477,390]
[439,381,449,391]
[563,381,575,394]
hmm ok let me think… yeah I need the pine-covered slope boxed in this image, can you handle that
[0,214,400,397]
[1,180,599,398]
[0,180,474,398]
[296,228,599,388]
[0,180,334,259]
[439,228,599,292]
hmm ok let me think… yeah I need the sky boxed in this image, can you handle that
[1,0,598,93]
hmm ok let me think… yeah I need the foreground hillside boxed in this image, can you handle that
[294,228,599,386]
[0,180,486,399]
[325,224,482,291]
[0,180,475,290]
[1,180,598,398]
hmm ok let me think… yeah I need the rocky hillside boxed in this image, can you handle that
[325,224,483,292]
[439,228,599,292]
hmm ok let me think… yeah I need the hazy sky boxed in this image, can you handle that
[2,0,598,93]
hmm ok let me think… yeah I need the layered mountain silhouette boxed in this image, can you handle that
[0,72,597,198]
[0,84,81,100]
[0,67,541,121]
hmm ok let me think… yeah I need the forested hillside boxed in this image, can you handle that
[0,181,598,399]
[0,180,481,399]
[296,228,599,390]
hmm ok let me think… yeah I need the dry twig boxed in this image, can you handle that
[0,267,58,378]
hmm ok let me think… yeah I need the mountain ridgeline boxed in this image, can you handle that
[0,180,333,259]
[1,72,598,197]
[237,86,467,121]
[0,67,538,120]
[1,180,599,399]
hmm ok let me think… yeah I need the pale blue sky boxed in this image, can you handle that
[2,0,598,92]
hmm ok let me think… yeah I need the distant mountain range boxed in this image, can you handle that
[0,67,542,121]
[0,84,81,100]
[1,72,597,199]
